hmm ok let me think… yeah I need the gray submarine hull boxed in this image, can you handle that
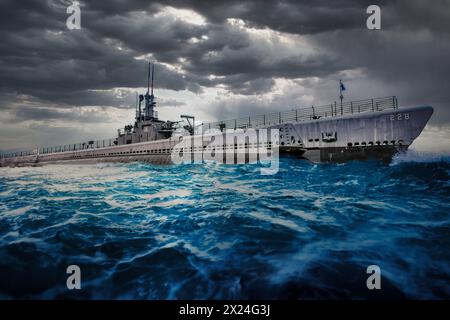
[1,105,433,167]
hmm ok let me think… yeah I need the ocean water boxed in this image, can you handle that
[0,151,449,299]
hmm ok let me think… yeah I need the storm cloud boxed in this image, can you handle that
[0,0,449,151]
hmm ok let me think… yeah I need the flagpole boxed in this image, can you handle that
[339,80,343,108]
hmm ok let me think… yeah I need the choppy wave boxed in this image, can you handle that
[0,151,449,299]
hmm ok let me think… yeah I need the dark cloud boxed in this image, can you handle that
[0,0,449,150]
[162,0,377,34]
[307,28,450,125]
[162,0,450,36]
[0,0,355,105]
[0,0,66,32]
[11,106,109,123]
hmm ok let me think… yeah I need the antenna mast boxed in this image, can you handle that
[151,63,154,96]
[147,62,151,94]
[135,92,138,119]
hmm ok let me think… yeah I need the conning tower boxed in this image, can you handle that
[116,62,176,145]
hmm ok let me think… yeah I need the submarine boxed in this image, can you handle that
[0,63,433,167]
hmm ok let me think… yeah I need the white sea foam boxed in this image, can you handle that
[391,150,450,165]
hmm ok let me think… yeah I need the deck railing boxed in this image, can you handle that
[201,96,398,132]
[0,138,117,159]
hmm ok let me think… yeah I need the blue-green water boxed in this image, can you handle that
[0,152,449,299]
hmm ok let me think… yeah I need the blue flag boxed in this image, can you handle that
[340,80,346,91]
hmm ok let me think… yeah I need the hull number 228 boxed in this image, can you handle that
[390,113,409,121]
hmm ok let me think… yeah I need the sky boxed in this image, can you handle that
[0,0,449,153]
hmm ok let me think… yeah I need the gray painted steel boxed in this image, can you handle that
[0,104,433,167]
